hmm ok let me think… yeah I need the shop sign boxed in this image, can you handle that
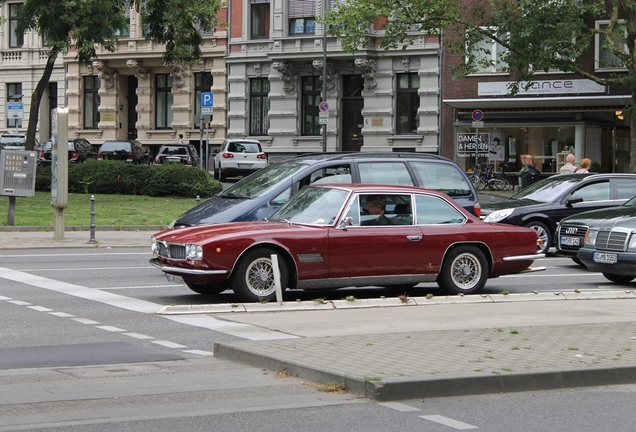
[457,132,490,158]
[478,79,604,96]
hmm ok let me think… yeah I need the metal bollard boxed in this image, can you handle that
[89,195,97,244]
[196,195,200,204]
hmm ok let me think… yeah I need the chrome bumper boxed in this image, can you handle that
[149,258,228,276]
[502,253,545,262]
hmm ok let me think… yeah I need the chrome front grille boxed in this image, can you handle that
[596,229,630,252]
[558,225,588,251]
[155,240,186,259]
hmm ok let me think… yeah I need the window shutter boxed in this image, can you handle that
[289,0,315,18]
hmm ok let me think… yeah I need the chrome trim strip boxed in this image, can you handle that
[502,253,545,262]
[149,258,228,276]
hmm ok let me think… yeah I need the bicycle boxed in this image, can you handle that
[468,165,486,191]
[494,163,515,191]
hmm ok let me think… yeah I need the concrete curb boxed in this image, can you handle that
[157,290,636,315]
[213,335,636,401]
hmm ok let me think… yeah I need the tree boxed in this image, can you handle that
[324,0,636,172]
[16,0,222,151]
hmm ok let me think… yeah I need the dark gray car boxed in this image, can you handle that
[169,152,480,229]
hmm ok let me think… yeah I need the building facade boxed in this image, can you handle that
[0,2,228,165]
[441,15,632,174]
[226,0,443,162]
[0,0,65,142]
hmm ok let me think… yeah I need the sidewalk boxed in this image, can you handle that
[2,228,636,401]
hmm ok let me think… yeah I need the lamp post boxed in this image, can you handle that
[321,24,327,153]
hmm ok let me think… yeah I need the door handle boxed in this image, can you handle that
[406,236,422,242]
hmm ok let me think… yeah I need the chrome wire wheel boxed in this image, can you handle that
[232,248,289,302]
[244,257,276,297]
[438,245,488,295]
[450,252,482,290]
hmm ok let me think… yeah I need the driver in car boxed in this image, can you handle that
[362,195,393,226]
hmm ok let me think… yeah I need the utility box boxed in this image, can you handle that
[0,149,38,197]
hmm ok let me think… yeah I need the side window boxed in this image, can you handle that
[415,194,466,225]
[356,194,412,226]
[615,178,636,199]
[410,162,472,197]
[570,182,610,202]
[358,162,413,185]
[305,165,352,186]
[271,186,292,206]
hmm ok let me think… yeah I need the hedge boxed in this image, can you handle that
[36,161,223,198]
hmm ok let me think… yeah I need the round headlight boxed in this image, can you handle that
[186,243,203,260]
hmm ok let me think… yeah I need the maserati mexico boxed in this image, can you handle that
[151,184,544,302]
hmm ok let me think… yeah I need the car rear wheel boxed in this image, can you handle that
[437,245,488,295]
[213,164,220,180]
[218,166,227,182]
[525,221,551,255]
[184,281,227,295]
[232,248,289,302]
[602,273,635,284]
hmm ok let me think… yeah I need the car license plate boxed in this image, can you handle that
[560,236,580,246]
[593,252,618,264]
[165,274,184,283]
[237,163,253,168]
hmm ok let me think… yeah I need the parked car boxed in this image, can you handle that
[169,152,481,229]
[481,173,636,254]
[151,184,543,301]
[556,195,636,265]
[577,215,636,284]
[154,144,200,167]
[38,138,97,165]
[213,138,267,181]
[98,140,149,164]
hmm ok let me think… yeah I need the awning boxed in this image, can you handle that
[443,95,632,110]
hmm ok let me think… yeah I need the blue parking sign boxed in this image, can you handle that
[201,92,214,107]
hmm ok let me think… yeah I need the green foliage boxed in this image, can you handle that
[36,162,222,198]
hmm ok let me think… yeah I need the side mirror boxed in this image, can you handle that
[338,216,354,229]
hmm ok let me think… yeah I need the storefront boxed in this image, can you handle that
[444,79,632,175]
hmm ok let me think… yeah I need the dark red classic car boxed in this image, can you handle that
[151,185,544,302]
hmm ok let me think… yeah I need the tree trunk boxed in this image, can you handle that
[631,101,636,174]
[25,48,60,151]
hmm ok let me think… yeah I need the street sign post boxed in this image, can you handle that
[7,102,23,120]
[200,92,214,170]
[471,110,484,166]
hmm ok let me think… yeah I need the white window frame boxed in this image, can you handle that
[595,20,627,71]
[468,27,508,74]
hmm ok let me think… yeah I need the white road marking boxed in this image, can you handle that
[183,349,214,356]
[420,415,479,429]
[49,312,75,318]
[72,318,100,325]
[8,300,31,306]
[0,252,148,258]
[27,306,53,312]
[123,332,154,340]
[0,267,297,341]
[96,325,126,332]
[21,266,151,272]
[0,295,11,300]
[152,340,187,349]
[378,401,421,412]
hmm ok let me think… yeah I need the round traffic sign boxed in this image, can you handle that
[319,101,330,112]
[472,110,484,121]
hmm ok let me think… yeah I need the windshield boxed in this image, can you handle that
[100,141,130,151]
[269,186,349,225]
[222,162,307,199]
[623,196,636,207]
[509,176,584,203]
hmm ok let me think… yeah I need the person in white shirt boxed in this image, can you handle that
[560,153,576,173]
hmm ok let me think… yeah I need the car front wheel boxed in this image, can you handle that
[602,273,635,284]
[232,248,289,302]
[525,221,551,255]
[437,245,488,295]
